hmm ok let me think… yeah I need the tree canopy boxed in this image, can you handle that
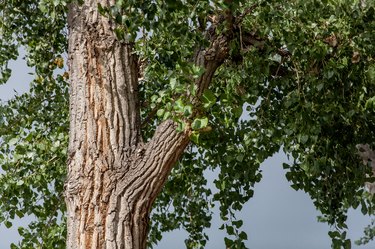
[0,0,375,248]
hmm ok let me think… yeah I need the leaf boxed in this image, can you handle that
[8,137,18,146]
[226,225,234,235]
[239,231,248,240]
[190,132,200,144]
[16,210,24,218]
[174,98,184,112]
[282,163,290,169]
[191,117,208,130]
[176,121,186,132]
[344,239,351,249]
[170,77,177,89]
[201,90,216,109]
[232,220,243,228]
[317,83,324,91]
[328,231,340,239]
[183,104,192,117]
[5,221,12,228]
[236,154,244,162]
[157,109,165,117]
[224,237,233,247]
[163,111,171,120]
[299,135,308,144]
[351,51,360,64]
[233,106,243,118]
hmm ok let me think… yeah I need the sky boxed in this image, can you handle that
[0,54,374,249]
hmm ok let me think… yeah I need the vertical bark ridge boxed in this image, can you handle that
[66,1,142,248]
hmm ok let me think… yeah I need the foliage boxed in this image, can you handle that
[0,0,375,249]
[0,0,68,248]
[0,73,69,248]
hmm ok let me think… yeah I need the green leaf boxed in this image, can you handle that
[329,231,341,239]
[236,154,244,162]
[232,220,243,228]
[170,77,177,89]
[191,117,208,130]
[114,28,125,40]
[16,210,24,218]
[5,221,12,228]
[233,106,243,118]
[224,237,233,247]
[192,64,204,78]
[226,225,234,235]
[190,132,200,144]
[156,108,165,117]
[239,231,248,240]
[176,121,186,132]
[201,89,216,109]
[344,239,351,249]
[8,137,18,146]
[299,135,308,144]
[163,111,171,120]
[361,201,368,215]
[183,104,192,117]
[174,98,184,112]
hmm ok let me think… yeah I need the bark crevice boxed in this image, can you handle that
[65,1,232,248]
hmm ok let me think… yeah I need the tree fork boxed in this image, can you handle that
[64,1,189,248]
[64,1,232,248]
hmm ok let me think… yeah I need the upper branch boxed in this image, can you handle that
[194,2,263,96]
[195,34,231,96]
[194,2,237,96]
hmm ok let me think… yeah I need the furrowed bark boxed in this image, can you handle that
[64,1,231,249]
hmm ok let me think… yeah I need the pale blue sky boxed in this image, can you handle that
[0,54,374,249]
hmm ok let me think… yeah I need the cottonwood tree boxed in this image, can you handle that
[0,0,375,248]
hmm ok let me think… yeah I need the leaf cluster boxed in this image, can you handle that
[0,1,69,247]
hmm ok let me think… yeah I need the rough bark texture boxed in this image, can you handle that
[64,1,189,248]
[64,1,231,248]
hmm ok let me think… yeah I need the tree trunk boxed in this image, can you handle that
[64,1,190,248]
[64,0,231,248]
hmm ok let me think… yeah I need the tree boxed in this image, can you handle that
[0,0,374,248]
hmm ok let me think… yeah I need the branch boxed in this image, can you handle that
[193,0,249,96]
[195,34,231,96]
[116,120,190,196]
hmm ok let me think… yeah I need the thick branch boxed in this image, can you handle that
[195,34,230,96]
[194,3,263,96]
[106,121,190,248]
